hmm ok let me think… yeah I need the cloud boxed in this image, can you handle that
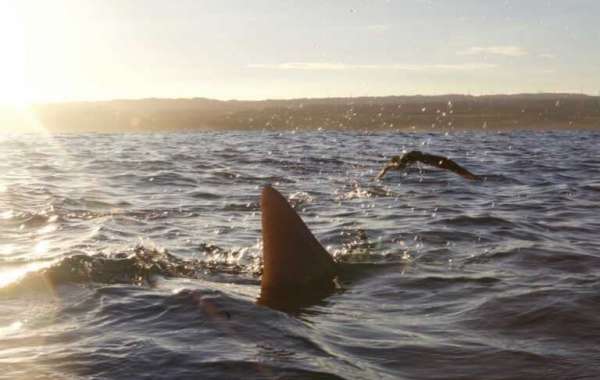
[248,62,498,71]
[364,24,391,32]
[538,53,556,59]
[249,62,349,70]
[458,46,528,57]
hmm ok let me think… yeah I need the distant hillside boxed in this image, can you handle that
[2,94,600,132]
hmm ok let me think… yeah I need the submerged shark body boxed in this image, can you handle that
[258,185,338,310]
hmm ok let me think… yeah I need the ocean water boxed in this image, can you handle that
[1,130,599,379]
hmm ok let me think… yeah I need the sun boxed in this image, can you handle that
[0,5,28,107]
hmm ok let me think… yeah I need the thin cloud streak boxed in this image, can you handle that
[458,46,528,57]
[248,62,498,71]
[364,24,391,32]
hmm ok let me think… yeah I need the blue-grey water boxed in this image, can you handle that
[1,131,599,379]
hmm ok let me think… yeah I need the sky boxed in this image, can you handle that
[1,0,599,104]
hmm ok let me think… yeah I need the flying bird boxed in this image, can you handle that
[376,151,480,180]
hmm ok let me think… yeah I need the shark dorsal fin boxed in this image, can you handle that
[258,185,336,309]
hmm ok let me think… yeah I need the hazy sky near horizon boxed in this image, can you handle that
[1,0,599,104]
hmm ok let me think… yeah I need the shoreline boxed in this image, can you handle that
[2,93,599,133]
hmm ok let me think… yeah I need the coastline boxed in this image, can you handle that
[2,93,599,133]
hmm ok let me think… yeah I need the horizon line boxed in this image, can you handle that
[2,91,597,108]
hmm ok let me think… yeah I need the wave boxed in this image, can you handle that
[433,214,515,228]
[464,245,600,273]
[1,245,260,296]
[463,288,600,339]
[1,227,401,297]
[188,190,223,199]
[222,202,260,212]
[335,184,394,200]
[143,172,199,187]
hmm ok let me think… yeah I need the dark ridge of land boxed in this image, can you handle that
[2,94,600,132]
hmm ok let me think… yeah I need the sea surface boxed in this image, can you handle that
[1,130,599,379]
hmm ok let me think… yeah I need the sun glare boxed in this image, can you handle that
[0,5,27,107]
[0,260,54,288]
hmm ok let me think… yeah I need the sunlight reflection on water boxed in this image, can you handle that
[0,260,53,288]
